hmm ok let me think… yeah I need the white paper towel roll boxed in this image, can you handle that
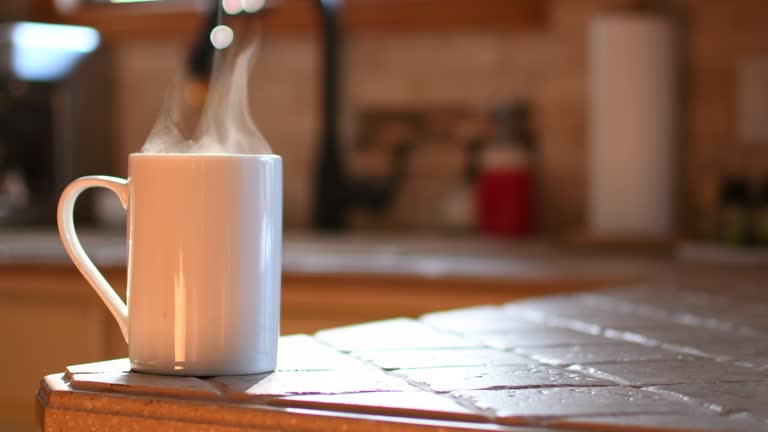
[588,14,678,238]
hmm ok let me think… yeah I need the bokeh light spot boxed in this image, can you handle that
[210,25,234,50]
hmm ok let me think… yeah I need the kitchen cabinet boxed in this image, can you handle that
[281,272,618,333]
[0,265,118,432]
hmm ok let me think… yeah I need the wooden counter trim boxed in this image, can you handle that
[0,261,631,335]
[36,374,507,432]
[0,262,631,290]
[280,272,631,333]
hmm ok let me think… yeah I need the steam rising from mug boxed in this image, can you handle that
[141,45,272,155]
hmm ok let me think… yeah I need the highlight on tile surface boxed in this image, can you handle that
[65,358,131,375]
[269,391,489,423]
[68,371,221,399]
[209,369,417,399]
[352,348,533,370]
[569,359,768,386]
[471,327,606,350]
[276,334,371,371]
[394,365,613,392]
[502,295,671,330]
[450,387,702,420]
[603,326,768,359]
[315,317,483,352]
[515,342,693,366]
[420,305,541,333]
[653,382,768,421]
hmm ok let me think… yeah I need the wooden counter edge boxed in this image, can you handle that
[35,373,511,432]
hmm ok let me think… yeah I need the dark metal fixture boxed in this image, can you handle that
[190,0,410,230]
[311,0,411,230]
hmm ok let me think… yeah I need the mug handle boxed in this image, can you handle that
[57,176,130,343]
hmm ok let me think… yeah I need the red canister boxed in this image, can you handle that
[476,146,533,237]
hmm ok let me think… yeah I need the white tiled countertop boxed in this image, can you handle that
[38,284,768,431]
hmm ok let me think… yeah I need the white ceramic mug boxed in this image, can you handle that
[57,153,282,376]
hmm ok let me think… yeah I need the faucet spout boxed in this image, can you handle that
[312,0,412,230]
[312,0,346,230]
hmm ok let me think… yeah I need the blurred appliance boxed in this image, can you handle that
[0,22,112,225]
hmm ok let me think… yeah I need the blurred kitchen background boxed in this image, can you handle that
[0,0,766,246]
[2,1,768,430]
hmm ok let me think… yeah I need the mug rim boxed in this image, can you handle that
[129,153,280,160]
